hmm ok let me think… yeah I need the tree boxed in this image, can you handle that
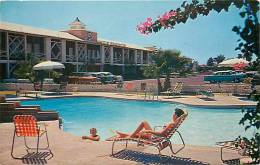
[239,95,260,163]
[207,57,214,66]
[13,53,40,82]
[143,65,163,93]
[13,61,34,80]
[63,63,76,76]
[214,54,225,64]
[161,50,188,90]
[143,49,188,93]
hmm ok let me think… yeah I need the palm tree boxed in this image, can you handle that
[143,64,163,94]
[161,50,187,91]
[143,49,187,94]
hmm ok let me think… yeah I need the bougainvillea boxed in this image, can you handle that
[137,17,153,35]
[233,62,248,71]
[137,10,177,35]
[136,0,259,64]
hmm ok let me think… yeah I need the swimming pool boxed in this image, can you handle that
[22,97,251,146]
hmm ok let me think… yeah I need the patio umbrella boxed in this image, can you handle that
[33,61,65,78]
[218,58,249,67]
[33,61,65,70]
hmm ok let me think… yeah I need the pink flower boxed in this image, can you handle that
[144,17,153,27]
[233,62,247,71]
[136,17,153,34]
[162,12,170,21]
[157,10,176,28]
[136,10,177,34]
[147,17,152,22]
[137,23,148,34]
[169,11,177,17]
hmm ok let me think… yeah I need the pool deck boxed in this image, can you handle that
[0,121,252,165]
[1,92,256,164]
[10,91,257,109]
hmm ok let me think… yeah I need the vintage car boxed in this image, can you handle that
[68,72,98,84]
[204,70,246,83]
[89,72,123,84]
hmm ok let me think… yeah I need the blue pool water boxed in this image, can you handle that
[22,97,251,146]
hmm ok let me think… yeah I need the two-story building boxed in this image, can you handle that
[0,18,154,79]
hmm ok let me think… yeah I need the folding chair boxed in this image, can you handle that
[11,115,53,159]
[216,140,249,162]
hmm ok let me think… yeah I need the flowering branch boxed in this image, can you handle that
[136,0,259,35]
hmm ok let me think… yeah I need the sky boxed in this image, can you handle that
[0,1,246,64]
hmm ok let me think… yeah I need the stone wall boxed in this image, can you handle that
[0,82,252,95]
[0,83,60,91]
[67,84,118,92]
[182,84,251,94]
[122,81,252,95]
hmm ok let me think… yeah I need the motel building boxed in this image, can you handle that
[0,18,154,79]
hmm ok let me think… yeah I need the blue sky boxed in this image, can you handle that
[0,1,245,64]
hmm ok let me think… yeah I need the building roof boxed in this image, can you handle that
[0,22,83,41]
[69,17,86,30]
[0,21,152,51]
[98,38,152,51]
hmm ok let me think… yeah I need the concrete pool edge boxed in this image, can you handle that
[9,92,257,109]
[0,120,252,165]
[3,95,255,164]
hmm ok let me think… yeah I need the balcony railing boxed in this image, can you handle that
[143,55,148,64]
[105,56,110,64]
[113,58,123,64]
[27,52,45,61]
[0,50,7,60]
[9,52,25,60]
[78,56,87,62]
[89,57,101,64]
[66,54,77,62]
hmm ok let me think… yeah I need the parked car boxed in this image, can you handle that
[88,72,103,82]
[88,72,123,84]
[100,72,114,84]
[245,71,259,78]
[114,75,123,83]
[70,72,98,84]
[43,78,54,84]
[204,70,246,83]
[3,78,31,83]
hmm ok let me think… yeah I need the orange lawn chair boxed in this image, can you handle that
[11,115,53,159]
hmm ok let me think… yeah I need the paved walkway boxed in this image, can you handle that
[12,92,257,108]
[0,121,251,165]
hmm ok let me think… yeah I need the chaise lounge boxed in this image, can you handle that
[109,110,188,156]
[162,82,183,98]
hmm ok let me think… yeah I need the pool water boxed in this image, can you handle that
[22,97,251,146]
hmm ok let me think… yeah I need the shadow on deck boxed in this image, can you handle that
[111,149,209,165]
[19,151,53,164]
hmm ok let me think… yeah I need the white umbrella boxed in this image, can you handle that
[33,61,65,70]
[218,58,249,67]
[33,61,65,78]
